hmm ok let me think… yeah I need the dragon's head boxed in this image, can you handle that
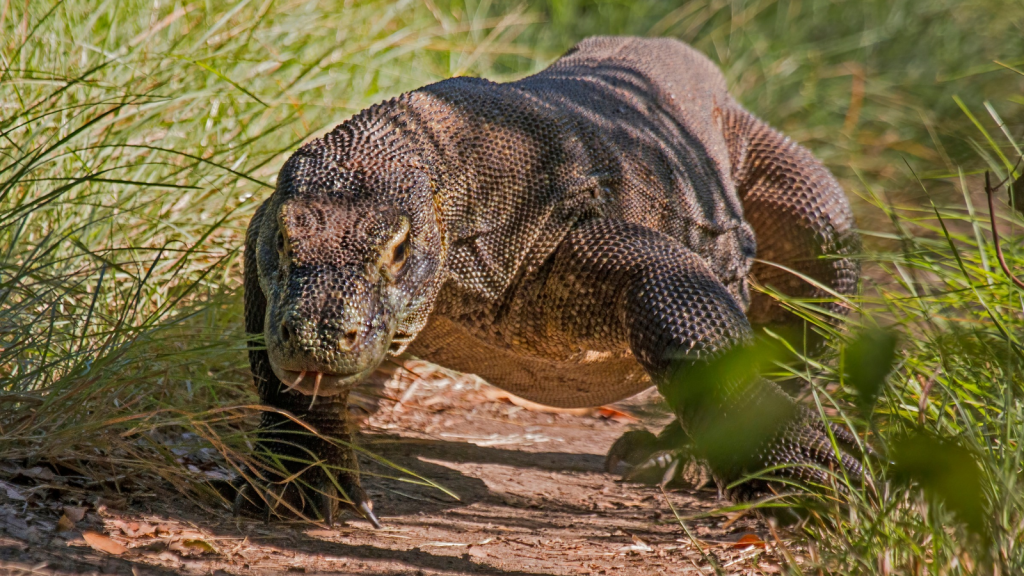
[252,129,445,397]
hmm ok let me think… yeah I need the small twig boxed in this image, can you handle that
[984,169,1024,290]
[661,486,722,575]
[766,518,799,571]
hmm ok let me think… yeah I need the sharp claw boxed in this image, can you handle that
[660,457,680,488]
[605,454,621,473]
[357,500,383,529]
[319,489,335,527]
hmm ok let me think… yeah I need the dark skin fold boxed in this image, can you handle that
[239,36,865,526]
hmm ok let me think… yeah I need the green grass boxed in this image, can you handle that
[1,0,1023,572]
[753,138,1024,573]
[0,0,534,509]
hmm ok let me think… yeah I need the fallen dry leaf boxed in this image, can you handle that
[0,480,27,501]
[83,531,128,555]
[628,534,653,552]
[732,533,767,549]
[18,466,55,482]
[56,514,75,532]
[63,506,87,523]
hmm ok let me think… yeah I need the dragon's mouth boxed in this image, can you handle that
[388,332,414,355]
[270,365,375,397]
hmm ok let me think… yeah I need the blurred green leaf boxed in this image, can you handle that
[891,431,988,540]
[664,340,795,476]
[1011,172,1024,217]
[844,328,898,418]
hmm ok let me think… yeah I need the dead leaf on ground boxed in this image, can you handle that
[731,533,767,549]
[83,531,128,555]
[111,519,157,538]
[17,467,55,482]
[63,506,88,523]
[628,534,653,552]
[56,514,75,532]
[0,480,27,501]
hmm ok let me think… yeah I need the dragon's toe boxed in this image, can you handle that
[231,432,381,528]
[232,467,380,527]
[720,409,872,506]
[605,421,713,488]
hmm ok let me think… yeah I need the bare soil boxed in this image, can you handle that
[0,364,801,575]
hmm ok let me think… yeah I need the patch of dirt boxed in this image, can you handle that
[0,364,801,575]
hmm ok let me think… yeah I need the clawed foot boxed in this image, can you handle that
[605,421,713,488]
[606,412,871,505]
[751,407,872,493]
[231,431,382,528]
[232,467,381,528]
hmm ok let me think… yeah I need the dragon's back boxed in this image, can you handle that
[406,37,758,405]
[514,36,755,298]
[419,37,755,318]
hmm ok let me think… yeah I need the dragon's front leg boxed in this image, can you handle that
[534,219,867,503]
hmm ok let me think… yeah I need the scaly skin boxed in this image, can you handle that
[240,36,864,525]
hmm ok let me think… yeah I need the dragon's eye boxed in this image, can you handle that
[276,231,286,255]
[379,220,412,282]
[387,232,410,276]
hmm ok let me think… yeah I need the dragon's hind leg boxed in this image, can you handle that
[725,107,861,343]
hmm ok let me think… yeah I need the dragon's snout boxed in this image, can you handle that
[265,269,394,397]
[277,310,363,356]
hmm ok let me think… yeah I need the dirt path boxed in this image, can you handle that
[0,367,796,575]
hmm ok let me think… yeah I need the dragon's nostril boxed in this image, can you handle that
[343,328,358,347]
[280,322,293,343]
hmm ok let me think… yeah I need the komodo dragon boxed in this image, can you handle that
[238,36,865,527]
